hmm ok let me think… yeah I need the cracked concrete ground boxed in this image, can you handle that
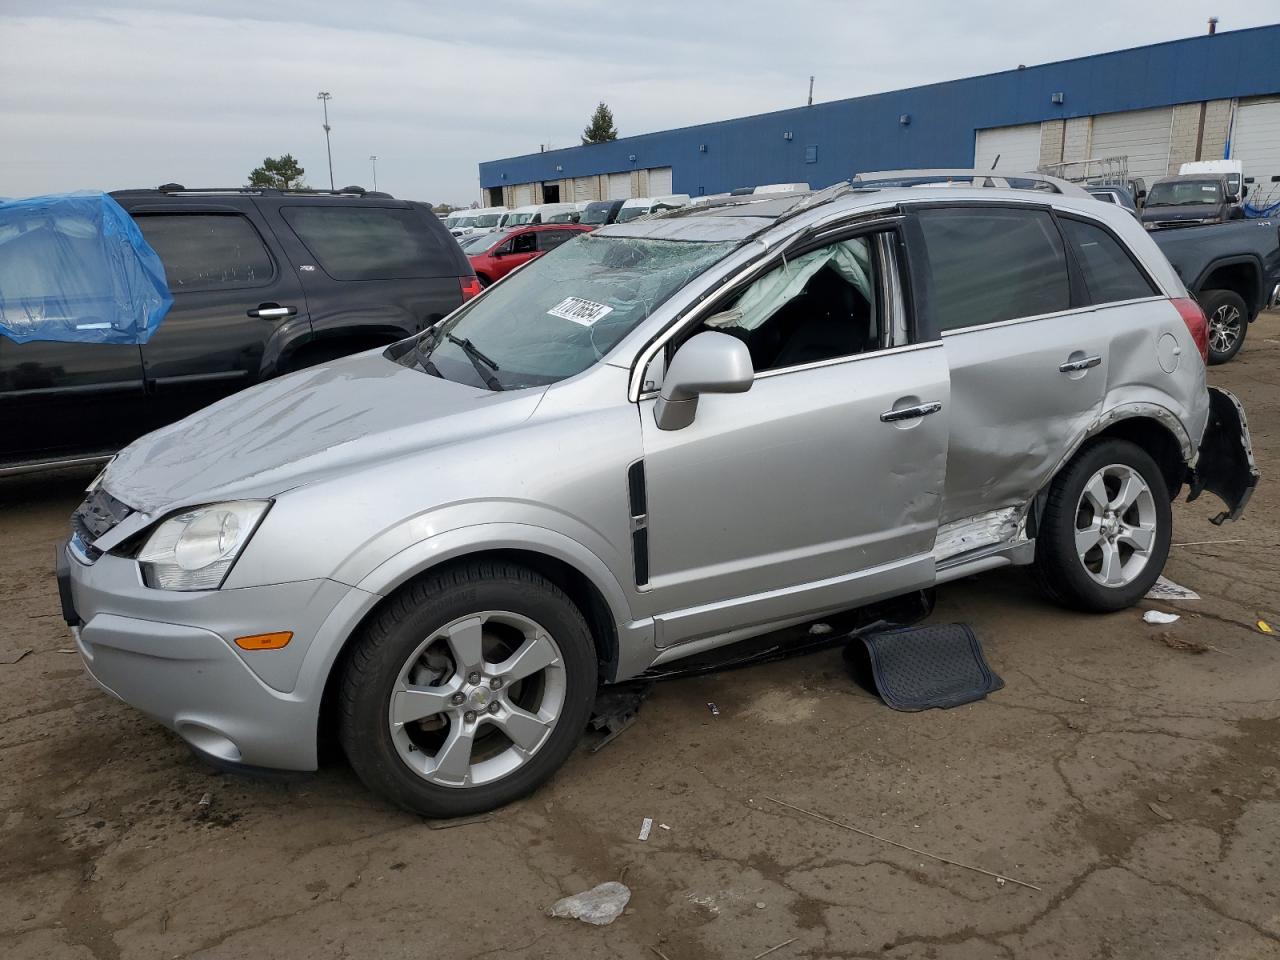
[2,313,1278,960]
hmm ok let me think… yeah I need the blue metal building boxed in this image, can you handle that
[478,24,1280,206]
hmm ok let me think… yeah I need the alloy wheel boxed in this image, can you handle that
[1073,463,1158,587]
[1209,303,1242,355]
[388,611,566,788]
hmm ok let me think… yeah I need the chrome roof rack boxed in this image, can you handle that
[850,169,1091,197]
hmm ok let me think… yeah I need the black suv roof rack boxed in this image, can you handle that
[110,184,395,199]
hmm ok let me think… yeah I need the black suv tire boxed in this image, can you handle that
[1200,289,1248,365]
[339,561,597,818]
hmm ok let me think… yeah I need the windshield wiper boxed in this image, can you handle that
[447,333,504,391]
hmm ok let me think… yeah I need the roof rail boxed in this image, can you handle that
[109,185,394,199]
[850,169,1091,197]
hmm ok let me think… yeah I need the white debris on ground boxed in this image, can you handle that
[1145,576,1201,601]
[1143,610,1181,625]
[548,881,631,925]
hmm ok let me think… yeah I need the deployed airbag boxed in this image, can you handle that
[0,192,171,345]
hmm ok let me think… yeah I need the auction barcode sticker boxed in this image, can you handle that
[547,296,614,326]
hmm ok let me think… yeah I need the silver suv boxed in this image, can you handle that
[60,176,1258,816]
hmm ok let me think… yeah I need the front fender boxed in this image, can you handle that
[353,521,636,631]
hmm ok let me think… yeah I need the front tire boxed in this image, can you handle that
[1032,439,1172,612]
[339,562,597,817]
[1201,289,1248,365]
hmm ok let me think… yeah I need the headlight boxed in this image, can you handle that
[137,501,270,590]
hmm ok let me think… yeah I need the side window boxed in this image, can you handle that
[915,208,1071,332]
[511,233,537,254]
[134,214,274,291]
[280,205,451,281]
[690,233,884,372]
[1061,218,1157,305]
[537,230,573,252]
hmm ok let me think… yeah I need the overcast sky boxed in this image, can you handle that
[3,2,1276,205]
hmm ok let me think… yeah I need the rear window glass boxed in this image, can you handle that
[1062,218,1156,305]
[916,208,1071,331]
[281,205,453,280]
[134,214,273,291]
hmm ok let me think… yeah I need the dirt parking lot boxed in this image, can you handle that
[3,313,1279,960]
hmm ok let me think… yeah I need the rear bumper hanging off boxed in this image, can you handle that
[1188,387,1259,525]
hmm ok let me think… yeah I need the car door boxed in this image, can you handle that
[0,215,148,467]
[264,199,468,346]
[497,230,539,279]
[908,204,1111,533]
[126,204,310,429]
[637,225,950,647]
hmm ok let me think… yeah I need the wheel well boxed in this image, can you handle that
[475,272,491,285]
[1199,262,1259,317]
[1089,417,1187,498]
[282,330,407,373]
[316,549,620,757]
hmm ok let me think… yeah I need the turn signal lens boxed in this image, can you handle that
[1171,297,1209,363]
[234,631,293,651]
[459,276,482,301]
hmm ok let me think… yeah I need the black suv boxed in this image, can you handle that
[0,186,476,474]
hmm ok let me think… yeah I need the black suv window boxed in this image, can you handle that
[282,205,451,281]
[511,232,537,254]
[134,214,273,291]
[1061,218,1157,305]
[916,208,1070,331]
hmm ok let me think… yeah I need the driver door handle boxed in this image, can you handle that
[1059,354,1101,373]
[248,303,297,319]
[880,400,943,423]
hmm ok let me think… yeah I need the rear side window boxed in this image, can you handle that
[134,214,274,291]
[281,205,452,281]
[916,208,1070,331]
[1061,218,1157,305]
[537,230,576,252]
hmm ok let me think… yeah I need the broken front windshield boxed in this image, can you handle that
[399,234,737,389]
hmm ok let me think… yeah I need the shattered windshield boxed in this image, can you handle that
[398,234,736,389]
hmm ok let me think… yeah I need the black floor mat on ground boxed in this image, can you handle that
[843,623,1003,711]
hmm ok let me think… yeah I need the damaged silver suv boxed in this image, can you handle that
[60,174,1258,817]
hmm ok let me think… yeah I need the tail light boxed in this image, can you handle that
[459,276,482,302]
[1171,297,1209,363]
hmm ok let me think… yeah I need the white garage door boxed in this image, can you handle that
[1231,97,1280,202]
[573,177,593,202]
[647,167,673,195]
[513,182,535,206]
[607,172,631,200]
[974,123,1041,174]
[1091,107,1174,182]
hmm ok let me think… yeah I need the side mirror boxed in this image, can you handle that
[654,331,754,431]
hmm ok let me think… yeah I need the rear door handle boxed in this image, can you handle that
[880,400,943,423]
[247,304,297,319]
[1059,354,1101,373]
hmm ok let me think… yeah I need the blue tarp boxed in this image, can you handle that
[0,192,172,345]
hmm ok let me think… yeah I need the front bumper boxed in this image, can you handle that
[62,545,378,771]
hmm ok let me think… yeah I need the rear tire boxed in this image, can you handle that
[1032,438,1172,612]
[339,561,597,817]
[1201,289,1248,365]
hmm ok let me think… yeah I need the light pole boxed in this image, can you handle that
[316,92,334,190]
[369,155,378,192]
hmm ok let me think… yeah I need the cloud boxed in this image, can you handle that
[2,2,1276,203]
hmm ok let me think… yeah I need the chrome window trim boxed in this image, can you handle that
[939,295,1167,337]
[627,214,907,402]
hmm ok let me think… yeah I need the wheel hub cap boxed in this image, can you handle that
[1073,464,1158,588]
[387,611,567,789]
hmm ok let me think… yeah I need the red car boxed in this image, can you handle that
[466,224,592,287]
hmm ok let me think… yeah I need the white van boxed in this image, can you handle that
[499,202,581,227]
[450,206,506,237]
[614,194,691,222]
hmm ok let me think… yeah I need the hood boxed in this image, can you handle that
[1141,203,1222,224]
[103,350,545,514]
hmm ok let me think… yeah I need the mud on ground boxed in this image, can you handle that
[2,314,1279,960]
